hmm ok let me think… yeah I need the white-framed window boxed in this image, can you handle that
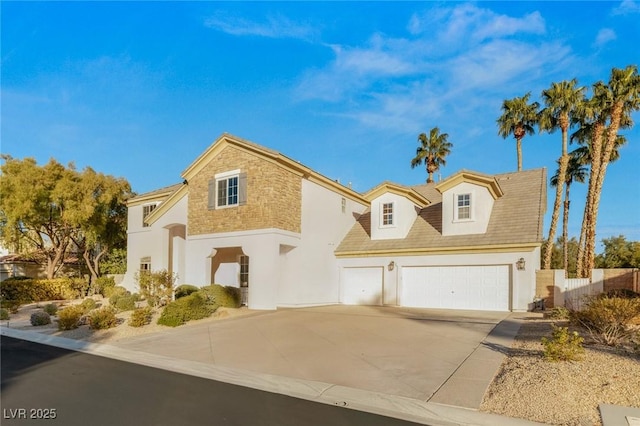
[381,202,394,226]
[341,197,346,213]
[140,257,151,273]
[456,193,471,220]
[208,170,247,210]
[142,204,157,227]
[239,255,249,287]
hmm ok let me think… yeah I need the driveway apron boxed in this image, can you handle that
[111,306,509,405]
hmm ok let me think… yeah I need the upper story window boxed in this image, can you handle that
[382,202,394,226]
[208,170,247,210]
[341,197,346,213]
[456,193,471,220]
[142,203,157,227]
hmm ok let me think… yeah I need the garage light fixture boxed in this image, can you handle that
[516,258,526,271]
[388,261,395,271]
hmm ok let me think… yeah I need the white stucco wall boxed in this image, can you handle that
[276,180,368,307]
[338,246,540,311]
[440,182,494,236]
[370,193,417,240]
[122,195,188,292]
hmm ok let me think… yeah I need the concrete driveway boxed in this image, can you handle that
[111,305,516,408]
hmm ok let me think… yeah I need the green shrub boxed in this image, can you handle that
[43,303,58,316]
[104,285,128,299]
[157,293,214,327]
[571,296,640,346]
[0,308,9,320]
[80,298,97,312]
[198,284,241,308]
[541,325,584,361]
[175,284,199,299]
[110,293,139,312]
[1,299,21,314]
[92,276,116,297]
[57,305,84,330]
[87,307,118,330]
[136,269,176,308]
[0,277,88,303]
[129,306,153,327]
[30,311,52,326]
[545,306,570,320]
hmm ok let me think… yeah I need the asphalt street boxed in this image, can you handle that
[1,336,424,426]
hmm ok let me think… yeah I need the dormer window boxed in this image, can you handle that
[142,203,158,227]
[382,202,394,226]
[456,193,471,220]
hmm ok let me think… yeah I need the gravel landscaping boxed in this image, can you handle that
[480,316,640,426]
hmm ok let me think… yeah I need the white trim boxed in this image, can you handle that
[380,201,395,228]
[214,169,241,179]
[216,174,240,209]
[187,227,302,241]
[453,192,474,222]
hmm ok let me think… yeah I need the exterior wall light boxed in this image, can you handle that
[516,257,526,271]
[388,261,395,271]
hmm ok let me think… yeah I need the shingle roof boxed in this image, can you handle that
[335,168,547,254]
[128,183,184,204]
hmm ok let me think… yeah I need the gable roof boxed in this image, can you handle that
[127,183,184,207]
[435,169,504,199]
[335,168,547,256]
[181,133,368,205]
[364,181,430,208]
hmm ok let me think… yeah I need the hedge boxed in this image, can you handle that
[0,278,89,303]
[198,284,241,308]
[157,293,215,327]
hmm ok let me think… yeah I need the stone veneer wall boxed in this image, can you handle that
[188,145,301,236]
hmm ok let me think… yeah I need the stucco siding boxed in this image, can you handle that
[188,145,302,236]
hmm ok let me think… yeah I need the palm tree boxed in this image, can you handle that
[539,79,586,269]
[580,65,640,277]
[550,152,588,277]
[411,127,453,183]
[496,93,540,171]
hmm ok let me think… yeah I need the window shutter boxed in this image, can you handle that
[208,179,216,210]
[239,172,247,206]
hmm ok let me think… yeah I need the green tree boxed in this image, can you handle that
[595,235,640,268]
[411,127,453,183]
[544,237,580,277]
[539,79,586,270]
[579,66,640,277]
[0,156,132,280]
[550,154,588,276]
[496,92,540,171]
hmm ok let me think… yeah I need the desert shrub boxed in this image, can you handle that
[43,303,58,316]
[0,308,9,320]
[136,269,176,308]
[599,289,640,299]
[57,305,84,330]
[157,293,214,327]
[541,325,584,362]
[104,285,128,299]
[80,298,97,312]
[92,276,116,297]
[571,296,640,346]
[30,311,52,326]
[0,299,21,314]
[87,306,118,330]
[198,284,241,308]
[545,306,570,320]
[175,284,199,299]
[110,293,139,312]
[129,306,154,327]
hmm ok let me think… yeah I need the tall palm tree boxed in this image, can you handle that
[411,127,453,183]
[580,65,640,276]
[550,152,588,277]
[496,93,540,171]
[539,79,586,269]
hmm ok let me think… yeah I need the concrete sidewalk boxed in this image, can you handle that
[2,306,546,425]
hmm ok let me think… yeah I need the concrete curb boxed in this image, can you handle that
[2,326,545,426]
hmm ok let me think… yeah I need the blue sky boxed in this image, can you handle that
[2,1,639,248]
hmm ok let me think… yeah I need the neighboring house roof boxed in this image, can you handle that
[335,168,547,256]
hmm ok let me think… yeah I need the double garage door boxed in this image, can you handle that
[341,265,510,311]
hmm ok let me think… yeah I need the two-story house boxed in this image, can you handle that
[123,133,546,311]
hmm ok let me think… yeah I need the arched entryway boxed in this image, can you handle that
[210,247,249,306]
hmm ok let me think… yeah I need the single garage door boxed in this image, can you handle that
[401,265,510,311]
[341,267,383,305]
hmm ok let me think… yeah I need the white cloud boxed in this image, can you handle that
[612,0,640,15]
[204,13,316,41]
[593,28,617,47]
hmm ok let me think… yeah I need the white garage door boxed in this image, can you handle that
[401,265,510,311]
[341,267,383,305]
